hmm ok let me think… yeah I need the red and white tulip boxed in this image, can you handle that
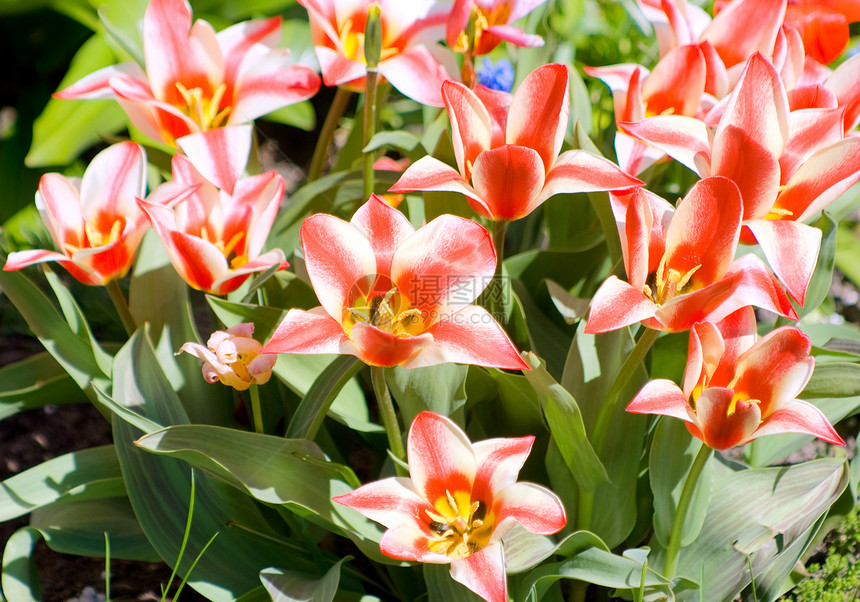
[260,195,527,369]
[627,307,844,449]
[334,411,566,602]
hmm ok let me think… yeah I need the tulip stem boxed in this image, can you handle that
[308,87,352,182]
[664,442,712,578]
[106,279,136,337]
[370,366,408,476]
[362,68,380,200]
[248,383,264,435]
[484,220,509,322]
[577,327,659,531]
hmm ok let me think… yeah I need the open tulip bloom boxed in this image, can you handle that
[619,52,860,304]
[178,323,276,391]
[54,0,320,192]
[138,154,287,296]
[4,142,166,285]
[446,0,548,56]
[389,63,643,221]
[333,411,566,602]
[299,0,457,107]
[627,307,844,450]
[260,195,527,369]
[584,176,796,334]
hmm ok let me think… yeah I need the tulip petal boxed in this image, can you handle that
[450,543,507,602]
[753,399,845,445]
[79,142,147,225]
[826,53,860,132]
[583,276,657,334]
[332,476,431,530]
[260,307,355,356]
[301,213,377,323]
[209,249,287,295]
[716,53,789,159]
[177,125,253,195]
[619,115,712,175]
[536,149,643,209]
[627,378,693,422]
[404,306,528,370]
[380,523,450,563]
[388,156,488,214]
[216,16,283,87]
[391,216,496,315]
[642,45,706,117]
[231,53,321,122]
[379,45,451,108]
[780,107,845,183]
[442,80,493,179]
[701,0,785,68]
[775,137,860,222]
[743,219,821,305]
[492,482,567,541]
[483,24,545,48]
[710,125,781,220]
[36,174,85,250]
[351,194,415,276]
[227,170,284,261]
[313,45,367,87]
[349,323,434,367]
[471,436,534,503]
[506,64,569,173]
[407,412,477,510]
[470,145,546,220]
[695,387,762,450]
[53,63,147,100]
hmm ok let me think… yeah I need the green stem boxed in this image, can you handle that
[308,87,352,181]
[362,68,379,199]
[370,366,407,476]
[485,220,508,321]
[249,383,264,434]
[577,327,659,531]
[664,443,712,578]
[106,279,136,337]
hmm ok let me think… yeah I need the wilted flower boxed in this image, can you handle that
[177,323,275,391]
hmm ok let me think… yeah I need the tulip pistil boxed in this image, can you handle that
[425,489,493,560]
[175,82,232,131]
[643,255,702,306]
[344,286,425,337]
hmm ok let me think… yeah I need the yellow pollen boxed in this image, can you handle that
[343,286,425,338]
[175,82,232,131]
[426,492,493,560]
[643,254,702,306]
[765,207,794,220]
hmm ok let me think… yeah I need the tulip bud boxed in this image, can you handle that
[364,3,383,70]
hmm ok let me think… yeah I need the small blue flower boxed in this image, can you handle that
[476,58,515,92]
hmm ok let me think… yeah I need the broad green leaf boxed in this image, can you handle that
[363,130,421,154]
[802,362,860,398]
[502,525,560,574]
[649,419,714,548]
[561,325,648,547]
[0,352,89,419]
[671,457,848,601]
[386,363,468,427]
[0,445,121,522]
[510,280,572,379]
[110,330,320,601]
[260,558,347,602]
[92,0,148,63]
[25,34,126,167]
[424,564,484,602]
[0,268,109,395]
[520,353,608,491]
[1,528,42,602]
[263,101,316,131]
[31,497,158,561]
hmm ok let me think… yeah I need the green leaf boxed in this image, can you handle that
[362,130,422,154]
[649,419,714,548]
[110,330,320,600]
[1,528,42,602]
[520,353,608,491]
[798,213,837,318]
[385,363,468,427]
[0,352,89,419]
[0,445,121,522]
[264,101,316,131]
[25,34,126,167]
[803,362,860,398]
[31,497,158,561]
[672,457,848,600]
[260,558,347,602]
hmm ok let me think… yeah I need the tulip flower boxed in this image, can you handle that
[333,411,566,602]
[446,0,547,57]
[260,195,527,369]
[138,154,286,296]
[627,307,844,449]
[619,53,860,304]
[55,0,320,192]
[4,142,159,285]
[584,177,796,334]
[177,323,276,391]
[298,0,457,107]
[390,63,643,221]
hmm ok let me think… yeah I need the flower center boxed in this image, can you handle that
[175,82,232,131]
[343,285,425,337]
[642,254,702,307]
[200,226,248,268]
[66,219,126,254]
[425,490,494,560]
